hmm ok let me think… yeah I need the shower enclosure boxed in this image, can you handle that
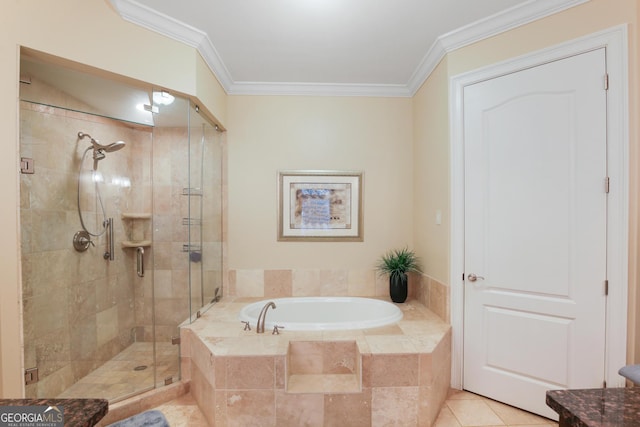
[19,50,223,402]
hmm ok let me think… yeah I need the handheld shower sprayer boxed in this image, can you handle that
[78,131,126,170]
[75,130,128,245]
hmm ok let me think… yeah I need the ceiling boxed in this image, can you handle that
[110,0,587,97]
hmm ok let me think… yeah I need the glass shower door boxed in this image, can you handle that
[19,88,156,400]
[188,104,224,315]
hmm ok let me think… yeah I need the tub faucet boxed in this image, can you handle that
[256,301,276,333]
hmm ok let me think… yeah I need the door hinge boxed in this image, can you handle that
[604,280,609,296]
[25,367,38,385]
[20,157,35,174]
[171,336,181,345]
[605,177,610,193]
[604,73,609,90]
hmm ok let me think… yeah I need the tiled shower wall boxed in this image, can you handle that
[20,100,152,397]
[228,269,449,322]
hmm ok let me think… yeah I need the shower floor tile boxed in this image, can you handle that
[59,342,179,402]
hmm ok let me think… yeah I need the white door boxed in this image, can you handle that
[463,48,607,418]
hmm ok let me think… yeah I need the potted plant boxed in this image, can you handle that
[376,247,422,303]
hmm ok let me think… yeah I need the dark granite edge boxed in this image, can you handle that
[0,398,108,427]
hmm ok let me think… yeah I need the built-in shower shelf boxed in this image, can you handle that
[121,213,152,246]
[121,213,152,219]
[121,240,152,248]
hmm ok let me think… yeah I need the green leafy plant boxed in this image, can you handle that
[376,247,422,280]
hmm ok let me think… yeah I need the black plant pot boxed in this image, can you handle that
[389,272,408,303]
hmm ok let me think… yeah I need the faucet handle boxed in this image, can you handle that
[241,321,251,331]
[272,325,285,335]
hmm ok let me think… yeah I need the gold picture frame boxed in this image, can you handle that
[277,170,363,241]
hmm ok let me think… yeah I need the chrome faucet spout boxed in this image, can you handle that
[256,301,276,333]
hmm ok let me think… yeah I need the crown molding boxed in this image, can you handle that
[110,0,590,98]
[406,0,590,95]
[227,82,413,98]
[109,0,234,90]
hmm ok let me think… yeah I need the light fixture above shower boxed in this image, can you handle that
[153,90,174,106]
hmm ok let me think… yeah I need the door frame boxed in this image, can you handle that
[449,25,629,390]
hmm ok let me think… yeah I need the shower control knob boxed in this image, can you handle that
[73,230,93,252]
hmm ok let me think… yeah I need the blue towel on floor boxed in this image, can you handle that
[107,410,170,427]
[619,365,640,384]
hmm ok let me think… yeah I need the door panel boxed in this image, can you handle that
[463,48,607,418]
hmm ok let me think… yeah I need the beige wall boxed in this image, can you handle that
[412,58,450,284]
[413,0,639,357]
[1,0,227,396]
[226,95,414,270]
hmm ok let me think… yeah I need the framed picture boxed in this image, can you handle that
[278,170,363,241]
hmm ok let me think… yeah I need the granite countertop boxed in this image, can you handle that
[0,398,108,427]
[546,388,640,427]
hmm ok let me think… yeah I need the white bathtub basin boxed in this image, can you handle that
[238,297,403,331]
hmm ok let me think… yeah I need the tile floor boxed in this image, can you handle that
[153,389,558,427]
[59,342,179,402]
[433,390,557,427]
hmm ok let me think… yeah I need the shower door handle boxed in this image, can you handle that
[136,247,145,277]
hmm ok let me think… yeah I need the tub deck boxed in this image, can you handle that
[181,297,451,427]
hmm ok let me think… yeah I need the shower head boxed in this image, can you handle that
[102,141,126,153]
[78,131,126,170]
[78,131,127,152]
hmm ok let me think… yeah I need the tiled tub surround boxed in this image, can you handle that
[181,297,451,426]
[229,269,450,323]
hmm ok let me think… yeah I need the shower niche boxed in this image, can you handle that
[18,49,223,402]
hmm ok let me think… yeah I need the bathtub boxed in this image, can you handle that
[238,297,403,331]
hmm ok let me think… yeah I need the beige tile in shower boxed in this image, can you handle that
[60,342,178,401]
[172,270,190,297]
[154,270,173,298]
